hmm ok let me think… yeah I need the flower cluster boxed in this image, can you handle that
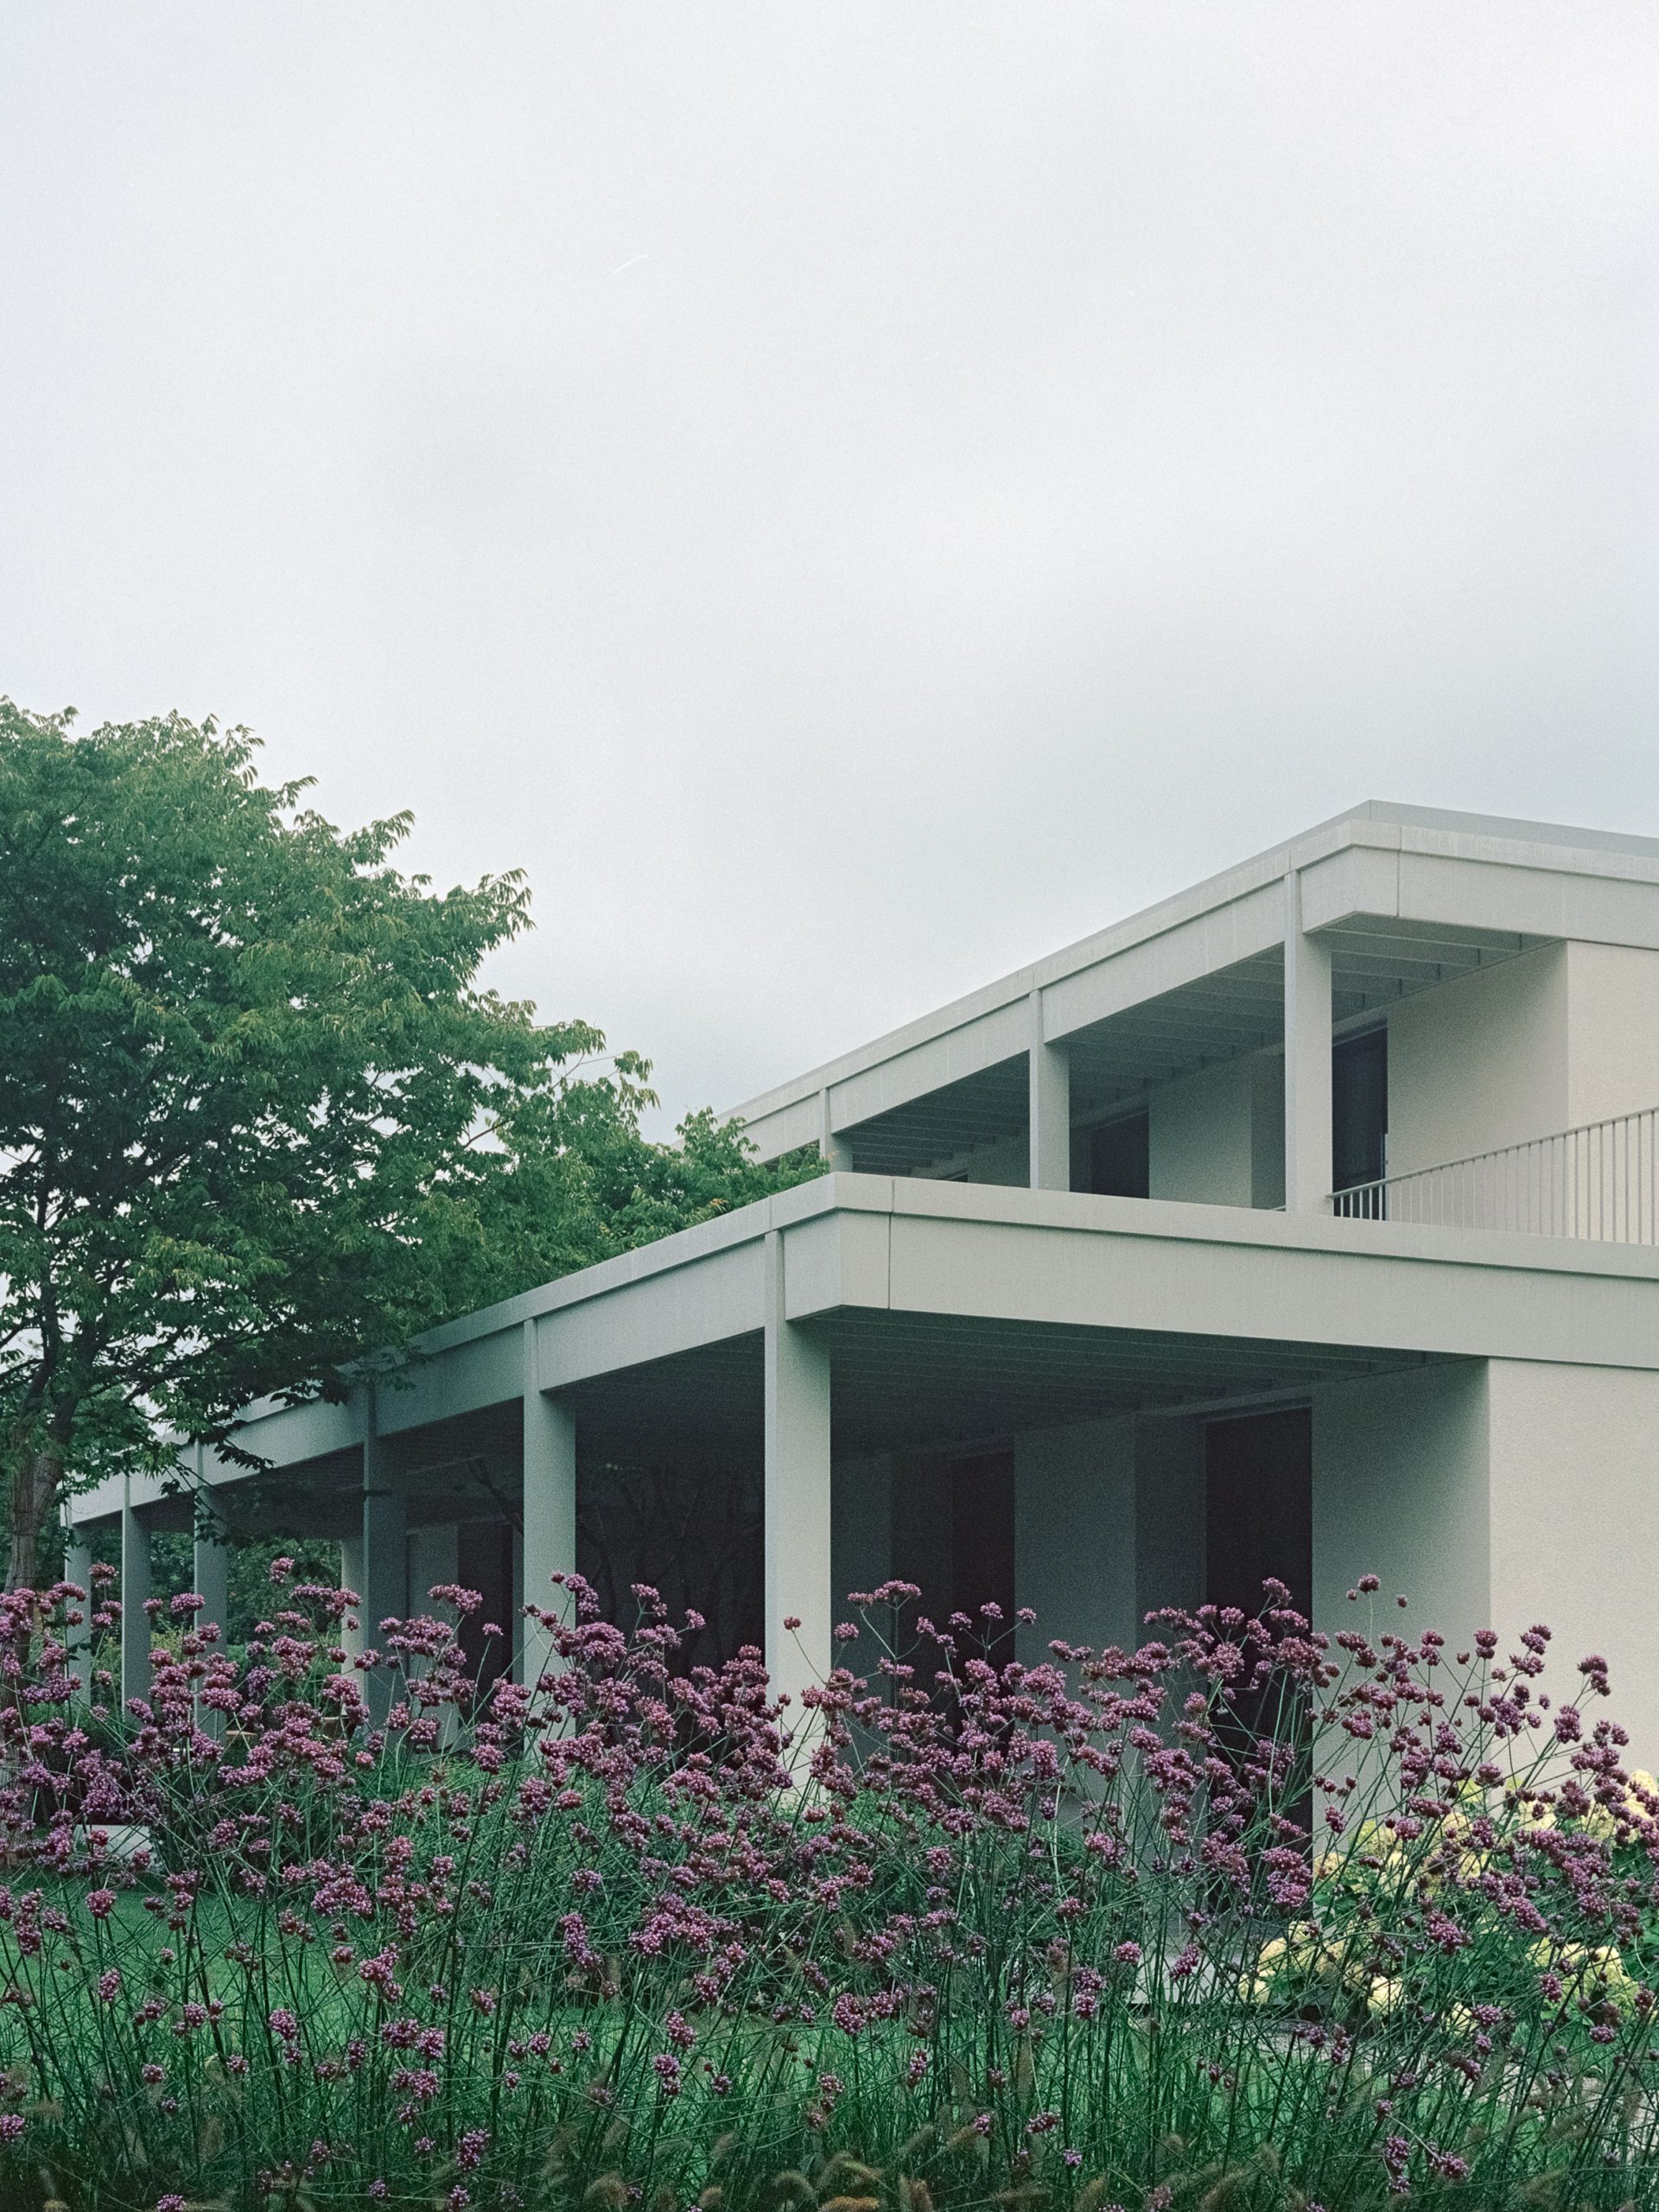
[0,1566,1649,2205]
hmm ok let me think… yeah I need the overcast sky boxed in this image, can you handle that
[3,6,1656,1125]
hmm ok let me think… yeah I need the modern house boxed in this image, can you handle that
[68,802,1659,1748]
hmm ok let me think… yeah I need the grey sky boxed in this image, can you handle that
[3,5,1656,1127]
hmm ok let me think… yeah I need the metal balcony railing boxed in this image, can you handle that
[1332,1104,1659,1244]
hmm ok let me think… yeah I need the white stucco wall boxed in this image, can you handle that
[1313,1356,1659,1761]
[1564,943,1659,1128]
[1386,944,1569,1177]
[1147,1055,1282,1209]
[1014,1415,1138,1662]
[1485,1358,1659,1761]
[1383,940,1659,1182]
[1312,1361,1491,1647]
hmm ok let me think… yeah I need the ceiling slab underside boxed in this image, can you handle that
[122,1315,1446,1531]
[556,1314,1439,1465]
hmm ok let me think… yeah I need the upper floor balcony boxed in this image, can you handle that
[728,803,1659,1251]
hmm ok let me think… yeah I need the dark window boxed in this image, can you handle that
[1332,1027,1387,1192]
[1084,1110,1150,1198]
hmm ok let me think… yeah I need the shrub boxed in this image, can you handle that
[0,1567,1652,2208]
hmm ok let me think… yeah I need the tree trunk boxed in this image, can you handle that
[4,1440,62,1593]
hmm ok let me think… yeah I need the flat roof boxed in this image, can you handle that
[725,799,1659,1158]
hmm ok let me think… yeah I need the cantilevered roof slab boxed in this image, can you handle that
[731,802,1659,1166]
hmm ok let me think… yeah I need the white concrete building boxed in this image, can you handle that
[68,803,1659,1746]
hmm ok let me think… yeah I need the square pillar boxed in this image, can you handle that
[1283,872,1334,1213]
[764,1230,833,1732]
[819,1086,855,1172]
[359,1386,405,1723]
[192,1457,232,1737]
[63,1516,94,1703]
[339,1534,365,1662]
[1028,989,1071,1192]
[120,1479,151,1710]
[520,1317,577,1688]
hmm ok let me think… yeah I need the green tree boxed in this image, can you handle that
[0,702,820,1589]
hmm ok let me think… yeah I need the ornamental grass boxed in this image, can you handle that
[0,1565,1653,2209]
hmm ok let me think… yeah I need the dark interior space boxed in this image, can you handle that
[1205,1407,1313,1626]
[1077,1110,1152,1198]
[1205,1405,1314,1828]
[456,1519,516,1694]
[950,1450,1018,1633]
[893,1448,1017,1653]
[576,1459,764,1671]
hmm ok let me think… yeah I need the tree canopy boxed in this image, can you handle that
[0,702,820,1585]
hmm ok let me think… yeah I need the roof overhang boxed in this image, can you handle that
[728,802,1659,1166]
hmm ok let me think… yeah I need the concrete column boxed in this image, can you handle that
[1283,872,1334,1213]
[1312,1363,1490,1656]
[192,1459,232,1737]
[120,1478,151,1710]
[359,1386,405,1723]
[764,1230,833,1737]
[339,1534,366,1662]
[64,1517,94,1703]
[1028,989,1071,1192]
[520,1317,577,1688]
[819,1086,855,1172]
